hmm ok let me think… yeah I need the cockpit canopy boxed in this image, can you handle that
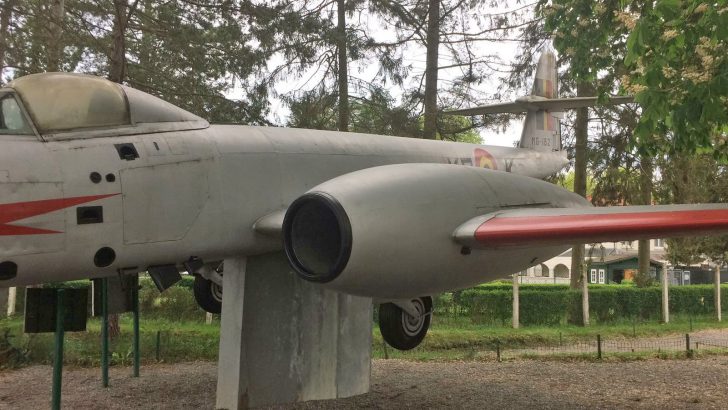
[5,73,208,139]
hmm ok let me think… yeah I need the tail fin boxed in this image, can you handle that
[519,51,561,152]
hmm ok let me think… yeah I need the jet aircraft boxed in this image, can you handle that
[1,52,727,350]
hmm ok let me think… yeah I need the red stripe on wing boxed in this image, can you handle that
[474,209,728,247]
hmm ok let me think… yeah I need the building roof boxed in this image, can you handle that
[588,251,664,266]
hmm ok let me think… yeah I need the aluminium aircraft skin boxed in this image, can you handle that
[0,73,567,293]
[0,55,727,299]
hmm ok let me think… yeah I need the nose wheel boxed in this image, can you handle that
[378,296,432,351]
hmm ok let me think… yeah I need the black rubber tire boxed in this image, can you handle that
[378,296,432,351]
[193,275,222,314]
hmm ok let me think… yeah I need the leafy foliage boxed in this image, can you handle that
[286,86,481,142]
[459,284,728,326]
[541,0,728,156]
[624,1,728,156]
[1,0,339,124]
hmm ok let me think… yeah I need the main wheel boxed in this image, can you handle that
[193,275,222,314]
[378,296,432,351]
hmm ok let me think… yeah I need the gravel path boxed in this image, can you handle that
[3,357,728,409]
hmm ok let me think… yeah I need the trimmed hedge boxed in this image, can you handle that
[11,278,728,327]
[457,284,728,326]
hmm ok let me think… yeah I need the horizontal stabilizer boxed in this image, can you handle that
[445,95,634,116]
[453,204,728,249]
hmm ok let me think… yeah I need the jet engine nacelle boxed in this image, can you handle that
[282,163,587,299]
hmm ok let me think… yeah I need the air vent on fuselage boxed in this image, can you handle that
[115,143,139,160]
[77,206,104,224]
[0,261,18,280]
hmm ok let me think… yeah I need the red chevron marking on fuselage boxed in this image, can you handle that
[0,194,120,236]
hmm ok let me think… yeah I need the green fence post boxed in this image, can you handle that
[51,289,65,410]
[101,277,109,387]
[597,334,602,360]
[132,277,140,377]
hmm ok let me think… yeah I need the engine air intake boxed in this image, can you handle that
[283,192,352,283]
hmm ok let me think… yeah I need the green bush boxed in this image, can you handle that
[139,276,207,321]
[520,290,576,325]
[460,289,511,325]
[434,284,728,326]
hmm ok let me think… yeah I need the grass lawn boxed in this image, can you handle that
[3,313,728,367]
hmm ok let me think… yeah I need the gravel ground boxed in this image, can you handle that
[3,357,728,409]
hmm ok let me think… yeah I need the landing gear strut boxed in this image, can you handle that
[378,296,432,351]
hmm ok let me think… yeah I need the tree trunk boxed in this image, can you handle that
[637,154,653,285]
[0,287,7,317]
[0,0,14,80]
[581,264,590,326]
[422,0,440,140]
[107,1,125,338]
[570,82,589,289]
[336,0,349,132]
[108,0,127,83]
[661,263,670,323]
[108,313,121,339]
[716,264,722,322]
[47,0,64,72]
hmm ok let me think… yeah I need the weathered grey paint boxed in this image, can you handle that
[0,97,568,292]
[293,164,576,298]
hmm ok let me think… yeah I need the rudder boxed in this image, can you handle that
[520,51,561,151]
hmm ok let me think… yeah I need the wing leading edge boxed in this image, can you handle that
[453,204,728,249]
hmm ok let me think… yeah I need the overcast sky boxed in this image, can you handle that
[258,1,538,147]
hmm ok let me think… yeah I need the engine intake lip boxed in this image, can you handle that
[283,192,352,283]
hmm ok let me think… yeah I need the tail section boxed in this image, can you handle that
[520,51,561,152]
[444,50,633,151]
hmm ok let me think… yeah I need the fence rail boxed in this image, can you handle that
[450,332,728,361]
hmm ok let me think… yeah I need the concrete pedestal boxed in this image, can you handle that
[216,252,372,409]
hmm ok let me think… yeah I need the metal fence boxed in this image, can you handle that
[481,332,728,361]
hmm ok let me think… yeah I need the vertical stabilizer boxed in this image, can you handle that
[519,51,562,151]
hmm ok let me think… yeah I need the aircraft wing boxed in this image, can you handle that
[445,95,634,116]
[453,204,728,249]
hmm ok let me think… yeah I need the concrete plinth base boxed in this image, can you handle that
[216,252,372,409]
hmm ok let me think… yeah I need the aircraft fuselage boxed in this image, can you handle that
[0,125,570,291]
